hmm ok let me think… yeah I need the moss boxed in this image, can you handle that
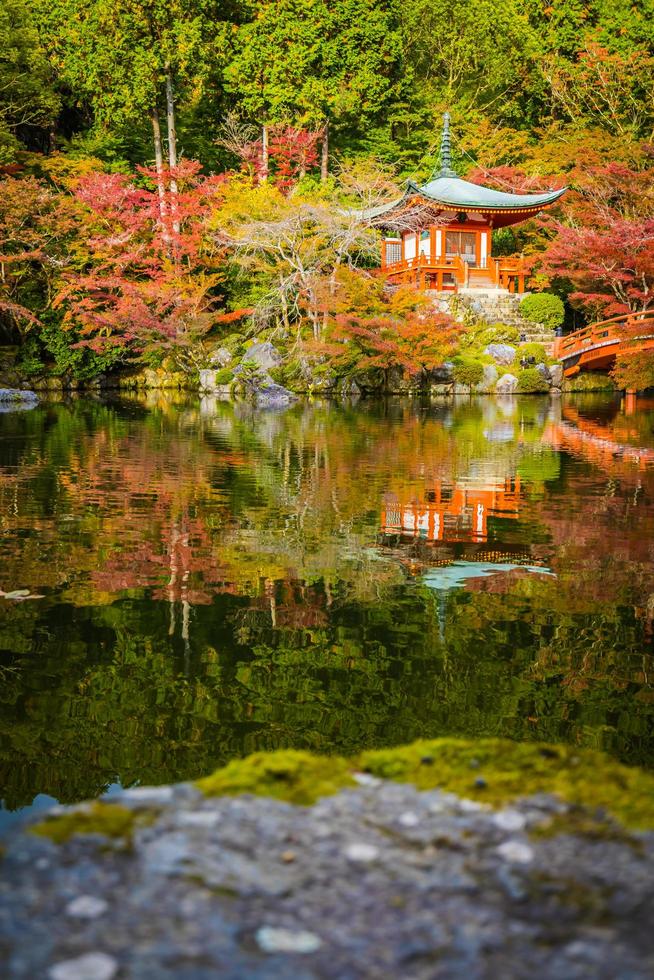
[532,809,643,850]
[196,749,355,806]
[213,368,234,385]
[30,802,140,844]
[357,738,654,830]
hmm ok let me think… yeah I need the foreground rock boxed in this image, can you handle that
[1,740,653,979]
[0,388,38,411]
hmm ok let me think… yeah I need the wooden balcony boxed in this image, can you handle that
[382,252,528,293]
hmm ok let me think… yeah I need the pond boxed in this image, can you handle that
[1,393,653,827]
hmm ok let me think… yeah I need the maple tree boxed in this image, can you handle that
[55,161,231,369]
[324,310,461,388]
[538,163,654,317]
[0,175,78,338]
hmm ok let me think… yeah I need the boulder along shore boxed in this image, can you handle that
[2,739,653,979]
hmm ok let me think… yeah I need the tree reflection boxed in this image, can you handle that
[0,393,652,810]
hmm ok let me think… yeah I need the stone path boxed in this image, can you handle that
[1,778,653,979]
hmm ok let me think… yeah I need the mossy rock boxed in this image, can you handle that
[196,749,355,806]
[358,738,654,830]
[516,367,550,393]
[31,802,141,844]
[195,739,654,830]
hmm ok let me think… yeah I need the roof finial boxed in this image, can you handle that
[438,112,457,178]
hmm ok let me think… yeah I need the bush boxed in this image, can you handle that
[516,367,550,393]
[519,293,565,331]
[213,368,235,385]
[453,358,485,389]
[518,342,548,365]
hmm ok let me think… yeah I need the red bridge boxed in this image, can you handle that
[553,311,654,378]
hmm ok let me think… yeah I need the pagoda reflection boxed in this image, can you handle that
[381,475,522,545]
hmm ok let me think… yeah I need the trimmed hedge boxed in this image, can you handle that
[519,293,565,331]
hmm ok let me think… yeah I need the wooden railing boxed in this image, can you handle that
[383,251,528,292]
[384,253,467,290]
[553,311,654,362]
[490,257,528,292]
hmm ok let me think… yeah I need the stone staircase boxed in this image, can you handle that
[434,290,556,352]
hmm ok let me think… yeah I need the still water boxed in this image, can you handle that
[1,393,653,821]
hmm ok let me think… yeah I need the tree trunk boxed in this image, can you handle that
[165,69,180,236]
[320,118,329,182]
[261,124,269,182]
[151,108,170,244]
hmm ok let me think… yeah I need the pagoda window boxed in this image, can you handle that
[446,230,477,265]
[419,229,430,257]
[384,239,401,265]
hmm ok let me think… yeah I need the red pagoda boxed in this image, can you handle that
[369,115,566,294]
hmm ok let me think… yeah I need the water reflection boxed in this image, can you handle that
[0,393,653,816]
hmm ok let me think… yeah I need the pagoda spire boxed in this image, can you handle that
[437,112,457,178]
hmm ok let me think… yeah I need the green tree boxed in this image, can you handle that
[224,0,403,178]
[0,0,60,161]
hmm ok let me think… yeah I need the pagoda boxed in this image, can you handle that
[371,115,566,294]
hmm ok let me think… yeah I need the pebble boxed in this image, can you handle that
[66,896,109,919]
[344,842,380,863]
[352,772,381,787]
[48,952,118,980]
[176,811,221,828]
[496,840,535,865]
[493,810,527,832]
[256,926,322,954]
[281,850,296,863]
[398,811,420,828]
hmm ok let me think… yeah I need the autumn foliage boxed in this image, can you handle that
[538,163,654,317]
[55,162,228,366]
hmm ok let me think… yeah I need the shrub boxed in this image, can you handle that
[516,367,550,393]
[518,342,548,365]
[453,358,485,389]
[519,293,565,331]
[214,368,234,385]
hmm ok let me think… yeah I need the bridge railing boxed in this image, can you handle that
[554,311,654,360]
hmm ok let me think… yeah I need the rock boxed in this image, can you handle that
[496,373,519,394]
[484,344,516,366]
[476,363,498,393]
[199,369,233,394]
[243,342,282,372]
[0,388,38,412]
[253,378,297,409]
[209,347,232,368]
[549,364,563,387]
[337,378,361,399]
[65,895,109,919]
[387,367,415,393]
[256,926,322,954]
[535,362,551,382]
[48,953,118,980]
[0,388,38,402]
[496,840,535,864]
[4,746,654,980]
[432,363,453,383]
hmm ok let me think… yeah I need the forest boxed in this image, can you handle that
[1,0,653,390]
